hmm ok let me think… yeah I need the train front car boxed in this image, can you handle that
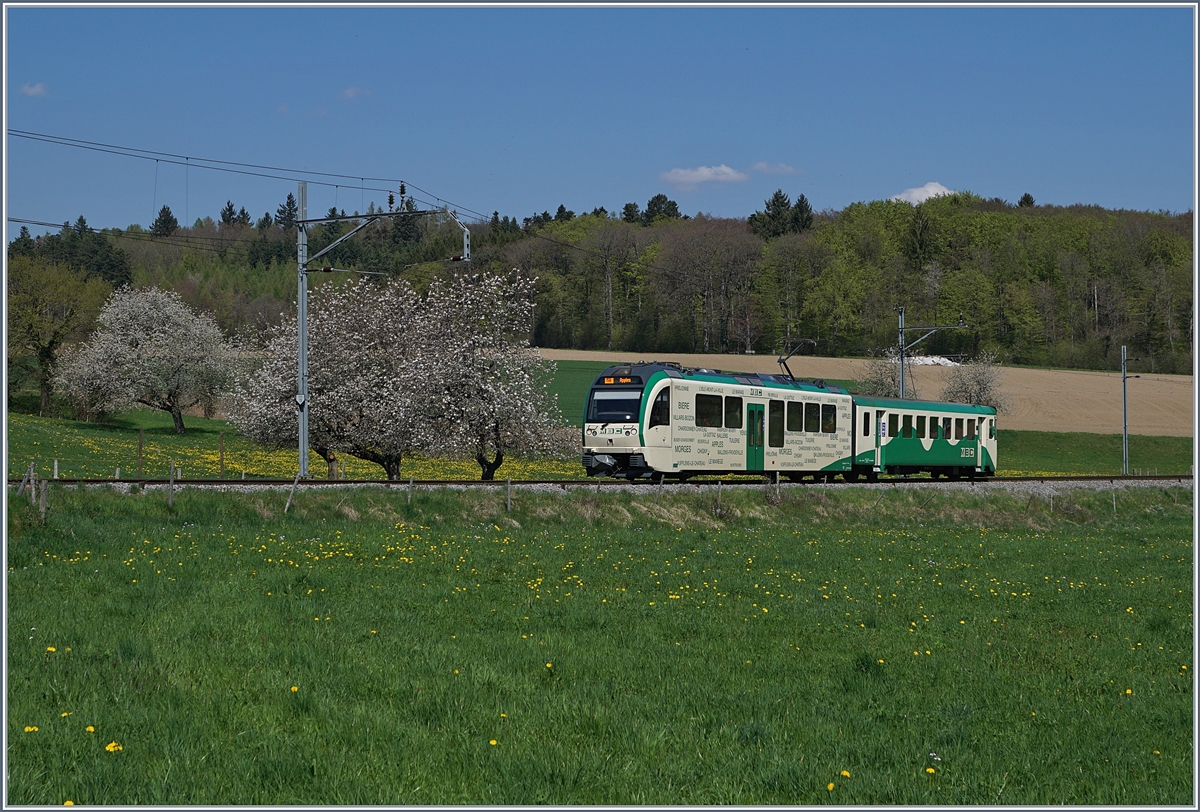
[581,362,858,481]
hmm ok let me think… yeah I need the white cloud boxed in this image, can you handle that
[20,82,47,96]
[751,161,797,175]
[342,86,370,99]
[890,181,954,204]
[659,164,748,191]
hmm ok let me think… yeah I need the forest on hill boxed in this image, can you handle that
[8,188,1194,391]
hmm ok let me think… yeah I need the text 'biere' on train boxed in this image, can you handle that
[581,362,997,482]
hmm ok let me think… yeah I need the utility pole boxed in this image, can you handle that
[293,182,471,477]
[897,306,969,399]
[297,182,309,477]
[1121,345,1140,476]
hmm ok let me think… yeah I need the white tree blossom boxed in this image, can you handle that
[419,271,570,480]
[228,276,424,479]
[52,286,238,433]
[940,350,1008,412]
[229,270,571,480]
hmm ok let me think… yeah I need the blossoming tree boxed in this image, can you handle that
[52,286,238,433]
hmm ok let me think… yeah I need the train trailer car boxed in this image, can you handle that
[580,363,998,481]
[581,362,855,481]
[851,397,998,479]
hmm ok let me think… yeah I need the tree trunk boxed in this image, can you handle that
[170,405,186,434]
[384,457,403,481]
[476,449,504,481]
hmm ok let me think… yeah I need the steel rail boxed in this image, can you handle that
[8,474,1193,487]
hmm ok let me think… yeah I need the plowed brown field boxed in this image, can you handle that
[539,349,1194,437]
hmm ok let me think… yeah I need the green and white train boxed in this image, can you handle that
[581,362,997,481]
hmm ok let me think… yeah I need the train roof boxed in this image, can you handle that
[853,396,997,415]
[593,362,846,395]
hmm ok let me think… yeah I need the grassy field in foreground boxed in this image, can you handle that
[6,483,1193,805]
[6,407,1192,482]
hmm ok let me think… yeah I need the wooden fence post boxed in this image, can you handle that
[284,473,300,514]
[39,481,48,524]
[138,428,144,478]
[506,477,512,512]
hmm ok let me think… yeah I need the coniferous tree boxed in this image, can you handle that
[236,206,252,226]
[219,200,238,226]
[8,225,37,256]
[150,205,179,237]
[255,212,274,231]
[643,194,682,224]
[1018,193,1035,208]
[275,193,299,228]
[622,202,642,224]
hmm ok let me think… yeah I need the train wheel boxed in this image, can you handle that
[866,471,879,483]
[843,471,860,483]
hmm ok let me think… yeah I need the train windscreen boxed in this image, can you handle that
[587,389,643,423]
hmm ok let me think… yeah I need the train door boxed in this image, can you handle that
[644,384,671,452]
[874,411,886,471]
[747,403,765,471]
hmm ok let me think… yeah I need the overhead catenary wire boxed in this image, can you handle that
[9,129,689,281]
[8,128,489,221]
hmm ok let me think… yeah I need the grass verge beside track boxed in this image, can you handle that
[6,482,1192,805]
[6,409,1193,481]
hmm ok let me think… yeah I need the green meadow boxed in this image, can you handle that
[6,482,1192,805]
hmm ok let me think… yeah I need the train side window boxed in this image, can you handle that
[989,418,995,439]
[916,415,926,439]
[696,394,723,428]
[943,417,952,439]
[901,414,913,438]
[787,401,803,432]
[805,402,821,432]
[888,413,899,438]
[932,416,941,438]
[821,404,837,433]
[724,396,743,429]
[862,410,871,436]
[966,418,977,440]
[768,400,785,447]
[954,417,964,440]
[649,389,670,428]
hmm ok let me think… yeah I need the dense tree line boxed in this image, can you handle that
[9,189,1193,382]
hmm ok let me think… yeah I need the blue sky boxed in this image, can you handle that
[4,5,1195,236]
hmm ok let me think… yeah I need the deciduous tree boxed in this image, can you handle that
[6,256,110,414]
[53,286,238,433]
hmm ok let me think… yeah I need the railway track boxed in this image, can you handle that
[9,474,1192,488]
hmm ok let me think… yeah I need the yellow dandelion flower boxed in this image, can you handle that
[840,770,850,777]
[24,726,38,732]
[64,801,74,806]
[290,686,298,692]
[926,767,935,774]
[489,739,497,746]
[546,662,552,668]
[85,726,95,733]
[105,741,123,752]
[1125,688,1132,694]
[46,646,56,652]
[61,711,71,717]
[827,782,835,791]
